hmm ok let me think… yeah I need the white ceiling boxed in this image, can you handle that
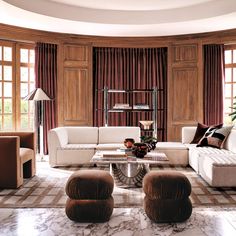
[1,0,236,36]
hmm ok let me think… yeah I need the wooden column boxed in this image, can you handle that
[167,42,203,141]
[58,44,93,126]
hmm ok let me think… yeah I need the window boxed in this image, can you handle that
[0,40,35,131]
[224,45,236,124]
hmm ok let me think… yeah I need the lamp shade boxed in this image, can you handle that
[23,88,51,101]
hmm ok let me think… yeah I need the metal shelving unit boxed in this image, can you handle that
[103,86,159,138]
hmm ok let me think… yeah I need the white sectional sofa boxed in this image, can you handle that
[182,127,236,187]
[48,126,140,167]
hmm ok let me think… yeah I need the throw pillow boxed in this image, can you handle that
[197,126,233,149]
[190,123,223,144]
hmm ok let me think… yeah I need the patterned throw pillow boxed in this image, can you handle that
[197,126,233,149]
[190,123,223,144]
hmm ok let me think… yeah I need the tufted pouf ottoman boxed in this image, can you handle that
[65,170,114,222]
[143,171,192,223]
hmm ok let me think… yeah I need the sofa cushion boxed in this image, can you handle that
[98,126,140,144]
[96,143,125,150]
[190,123,223,144]
[60,144,97,150]
[156,142,187,150]
[188,144,234,173]
[190,123,209,144]
[223,128,236,153]
[66,127,98,144]
[197,126,233,149]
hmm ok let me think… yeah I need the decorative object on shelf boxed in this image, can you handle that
[133,104,150,109]
[139,120,154,130]
[113,103,131,109]
[229,96,236,122]
[132,143,148,158]
[140,135,158,151]
[124,138,135,148]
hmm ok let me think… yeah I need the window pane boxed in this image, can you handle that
[21,115,28,129]
[225,50,232,64]
[3,47,12,61]
[30,83,35,92]
[234,84,236,97]
[20,67,28,82]
[21,83,28,98]
[225,84,232,97]
[0,98,2,113]
[4,82,12,97]
[29,50,35,63]
[224,98,231,113]
[20,49,28,63]
[0,65,2,80]
[3,66,12,81]
[30,68,35,82]
[21,100,28,113]
[4,98,12,113]
[0,116,1,129]
[225,68,232,82]
[3,115,12,129]
[0,46,2,60]
[233,50,236,63]
[233,68,236,82]
[0,82,1,97]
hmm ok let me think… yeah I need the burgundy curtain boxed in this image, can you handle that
[203,44,224,125]
[93,47,167,141]
[35,42,57,154]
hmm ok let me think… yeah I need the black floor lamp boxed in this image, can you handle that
[24,88,51,160]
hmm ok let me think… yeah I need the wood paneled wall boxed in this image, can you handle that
[167,42,203,140]
[59,44,93,126]
[1,23,236,140]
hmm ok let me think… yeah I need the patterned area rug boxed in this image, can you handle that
[1,162,236,208]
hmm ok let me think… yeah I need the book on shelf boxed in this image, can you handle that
[133,104,150,109]
[113,103,131,109]
[101,151,127,158]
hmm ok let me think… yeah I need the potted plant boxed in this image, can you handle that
[229,96,236,122]
[140,135,158,152]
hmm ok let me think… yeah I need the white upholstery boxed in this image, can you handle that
[96,143,126,150]
[181,127,197,144]
[66,127,98,144]
[155,142,188,166]
[48,126,140,167]
[99,126,140,144]
[182,126,236,187]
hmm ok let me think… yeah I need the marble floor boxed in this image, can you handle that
[1,207,236,236]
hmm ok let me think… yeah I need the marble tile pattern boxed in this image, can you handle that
[1,207,236,236]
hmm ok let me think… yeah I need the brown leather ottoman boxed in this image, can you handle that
[65,170,114,222]
[143,171,192,223]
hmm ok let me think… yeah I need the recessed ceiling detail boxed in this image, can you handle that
[1,0,236,36]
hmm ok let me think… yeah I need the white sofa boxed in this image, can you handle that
[182,127,236,187]
[48,126,140,167]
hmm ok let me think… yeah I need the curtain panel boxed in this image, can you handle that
[35,42,57,154]
[203,44,225,125]
[93,47,167,141]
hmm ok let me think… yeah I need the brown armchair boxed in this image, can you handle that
[0,132,36,189]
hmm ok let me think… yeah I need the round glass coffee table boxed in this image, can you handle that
[91,151,169,187]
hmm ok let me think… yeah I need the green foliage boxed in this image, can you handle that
[229,96,236,122]
[140,135,158,143]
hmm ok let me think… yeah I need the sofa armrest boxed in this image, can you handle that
[0,136,22,188]
[182,127,197,144]
[48,127,68,166]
